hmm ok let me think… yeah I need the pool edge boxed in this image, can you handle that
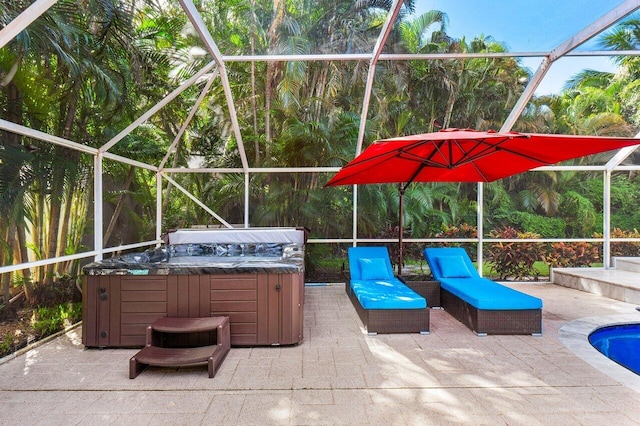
[559,314,640,393]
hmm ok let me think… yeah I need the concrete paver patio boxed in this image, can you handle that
[1,283,640,425]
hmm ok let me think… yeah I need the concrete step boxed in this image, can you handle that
[612,257,640,273]
[551,265,640,305]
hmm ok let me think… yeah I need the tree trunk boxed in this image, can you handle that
[0,226,10,304]
[161,120,180,213]
[250,0,260,166]
[104,166,136,244]
[1,80,25,302]
[34,190,44,284]
[265,63,273,157]
[44,163,64,286]
[60,116,91,274]
[56,170,77,275]
[15,225,32,305]
[45,89,78,285]
[265,0,285,158]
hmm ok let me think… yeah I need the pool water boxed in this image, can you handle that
[589,323,640,376]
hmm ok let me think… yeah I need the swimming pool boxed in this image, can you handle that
[589,323,640,376]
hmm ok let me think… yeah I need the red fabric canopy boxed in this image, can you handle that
[326,128,640,276]
[326,128,640,186]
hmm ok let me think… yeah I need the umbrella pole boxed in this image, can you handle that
[398,184,404,277]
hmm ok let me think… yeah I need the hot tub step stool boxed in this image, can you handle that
[129,316,230,379]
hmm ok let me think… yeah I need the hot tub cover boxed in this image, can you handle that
[83,228,306,276]
[165,227,305,245]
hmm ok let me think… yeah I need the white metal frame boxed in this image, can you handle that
[1,0,640,275]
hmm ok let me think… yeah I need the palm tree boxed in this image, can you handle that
[1,0,94,293]
[0,0,178,297]
[599,16,640,76]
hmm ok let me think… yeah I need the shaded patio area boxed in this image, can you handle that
[1,283,640,425]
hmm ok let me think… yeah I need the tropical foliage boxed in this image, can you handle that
[1,1,640,313]
[485,227,545,280]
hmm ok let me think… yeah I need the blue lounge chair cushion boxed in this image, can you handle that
[437,256,473,278]
[359,257,391,280]
[351,279,427,310]
[348,247,396,280]
[438,277,542,310]
[424,247,480,280]
[424,247,543,311]
[348,247,427,310]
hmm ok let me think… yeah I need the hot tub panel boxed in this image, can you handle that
[82,272,304,348]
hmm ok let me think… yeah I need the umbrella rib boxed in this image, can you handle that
[398,141,451,168]
[469,161,490,181]
[398,138,495,169]
[398,136,535,182]
[399,141,444,187]
[459,141,553,168]
[491,145,554,165]
[450,138,501,167]
[350,140,430,170]
[404,163,427,186]
[392,140,451,185]
[400,139,494,182]
[448,137,545,168]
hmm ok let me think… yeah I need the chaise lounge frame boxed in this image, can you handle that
[440,288,542,336]
[345,284,430,335]
[345,247,431,335]
[424,247,542,336]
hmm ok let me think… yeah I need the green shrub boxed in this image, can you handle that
[0,333,14,356]
[486,226,545,280]
[305,243,351,282]
[509,211,566,238]
[560,191,597,237]
[611,212,640,232]
[30,302,82,337]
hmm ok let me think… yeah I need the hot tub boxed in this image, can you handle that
[82,228,305,348]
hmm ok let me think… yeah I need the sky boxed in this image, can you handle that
[412,0,627,95]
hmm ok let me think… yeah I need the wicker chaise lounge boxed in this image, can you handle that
[424,247,542,336]
[347,247,430,335]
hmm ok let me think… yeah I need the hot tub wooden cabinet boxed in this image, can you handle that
[82,227,306,348]
[83,272,304,348]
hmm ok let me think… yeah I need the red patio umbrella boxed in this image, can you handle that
[326,128,640,274]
